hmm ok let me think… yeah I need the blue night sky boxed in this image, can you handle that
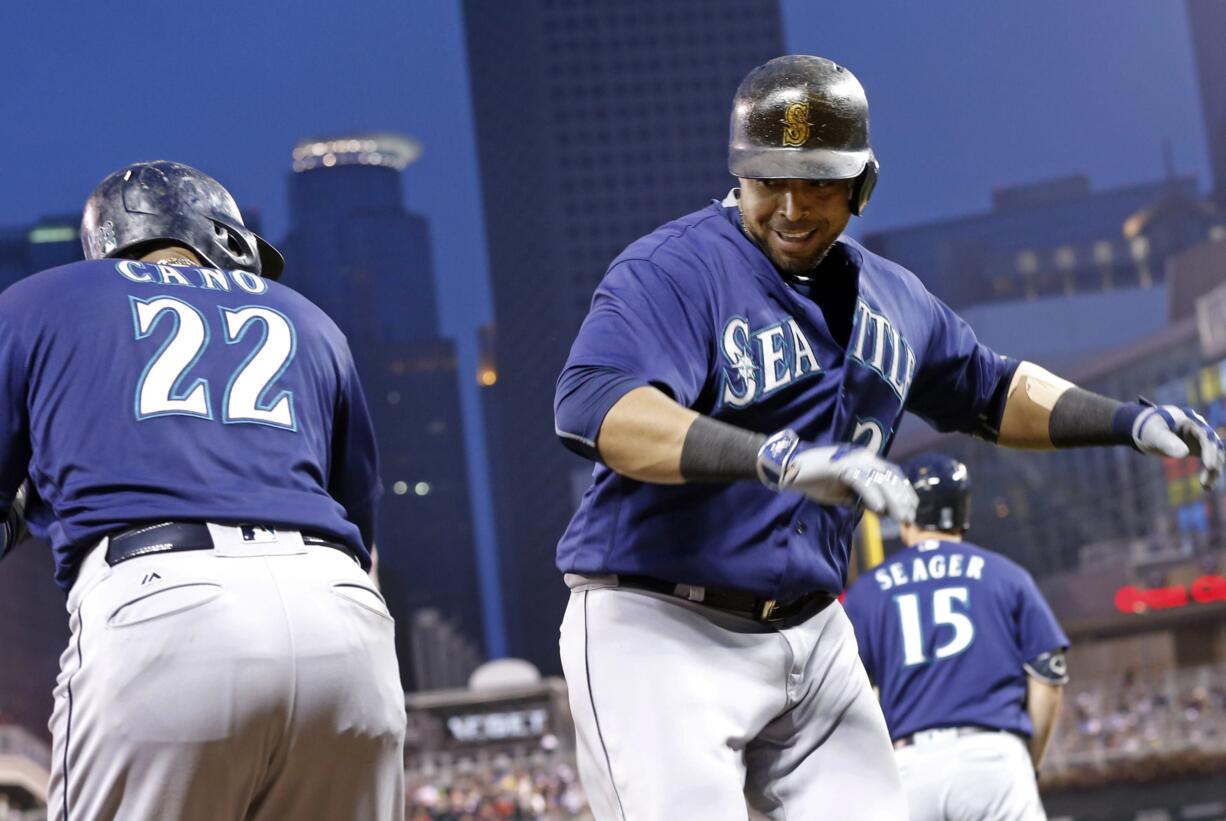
[0,1,1208,651]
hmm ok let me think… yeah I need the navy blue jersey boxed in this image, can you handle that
[554,198,1013,599]
[843,539,1069,740]
[0,259,381,590]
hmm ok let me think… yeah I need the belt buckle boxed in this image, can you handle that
[757,598,778,620]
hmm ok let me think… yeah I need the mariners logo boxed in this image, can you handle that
[781,101,812,147]
[719,315,822,408]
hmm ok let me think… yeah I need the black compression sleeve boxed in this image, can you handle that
[679,416,767,483]
[1048,388,1142,448]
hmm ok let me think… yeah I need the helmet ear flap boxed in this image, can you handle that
[850,156,879,217]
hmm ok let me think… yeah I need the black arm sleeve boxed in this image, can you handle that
[679,416,767,483]
[1048,388,1142,448]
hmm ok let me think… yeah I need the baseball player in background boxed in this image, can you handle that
[551,54,1224,820]
[0,161,405,820]
[844,454,1068,820]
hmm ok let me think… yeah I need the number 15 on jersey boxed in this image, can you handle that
[894,587,974,667]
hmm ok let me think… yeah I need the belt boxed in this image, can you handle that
[105,522,355,566]
[893,726,1021,750]
[617,574,836,624]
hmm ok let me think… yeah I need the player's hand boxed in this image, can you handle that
[757,430,918,522]
[1132,403,1225,489]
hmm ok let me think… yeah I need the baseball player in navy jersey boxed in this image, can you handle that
[844,454,1068,820]
[0,161,405,820]
[552,54,1224,820]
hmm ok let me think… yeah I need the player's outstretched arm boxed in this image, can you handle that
[590,386,917,521]
[998,362,1225,489]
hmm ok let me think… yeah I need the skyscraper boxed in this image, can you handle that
[463,1,784,669]
[282,135,485,687]
[1187,0,1226,207]
[864,174,1214,311]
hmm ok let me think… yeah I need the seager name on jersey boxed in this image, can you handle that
[849,299,915,400]
[874,552,985,591]
[113,261,269,295]
[720,315,822,407]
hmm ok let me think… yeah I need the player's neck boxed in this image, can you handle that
[140,245,203,266]
[903,528,963,545]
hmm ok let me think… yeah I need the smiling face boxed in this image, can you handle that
[736,177,853,274]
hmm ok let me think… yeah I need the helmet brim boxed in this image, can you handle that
[255,234,284,281]
[729,147,872,181]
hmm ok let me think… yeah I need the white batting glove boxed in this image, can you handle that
[757,430,918,523]
[1132,403,1226,489]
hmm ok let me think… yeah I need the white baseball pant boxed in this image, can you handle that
[559,579,906,820]
[48,524,407,821]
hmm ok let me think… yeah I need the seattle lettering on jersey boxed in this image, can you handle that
[849,299,916,400]
[114,261,268,295]
[720,315,822,408]
[874,543,985,591]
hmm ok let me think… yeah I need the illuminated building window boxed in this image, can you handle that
[28,226,77,244]
[1130,236,1150,261]
[1016,250,1038,274]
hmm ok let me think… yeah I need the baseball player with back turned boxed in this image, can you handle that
[843,453,1068,820]
[552,54,1225,819]
[0,161,406,820]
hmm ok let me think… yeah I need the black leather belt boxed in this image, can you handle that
[618,574,836,624]
[893,726,1023,749]
[105,522,355,566]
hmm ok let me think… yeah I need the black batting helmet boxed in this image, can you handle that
[729,55,879,216]
[903,453,971,533]
[81,161,284,280]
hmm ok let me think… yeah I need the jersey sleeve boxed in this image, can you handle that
[905,291,1017,436]
[554,258,716,454]
[329,346,382,552]
[1012,567,1069,662]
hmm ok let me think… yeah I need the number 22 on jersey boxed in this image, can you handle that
[131,295,297,431]
[894,587,974,667]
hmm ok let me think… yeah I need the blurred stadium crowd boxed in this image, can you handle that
[406,755,589,820]
[396,661,1226,820]
[1044,662,1226,790]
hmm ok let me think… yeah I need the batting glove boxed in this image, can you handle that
[757,429,918,523]
[1132,402,1226,489]
[0,482,28,560]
